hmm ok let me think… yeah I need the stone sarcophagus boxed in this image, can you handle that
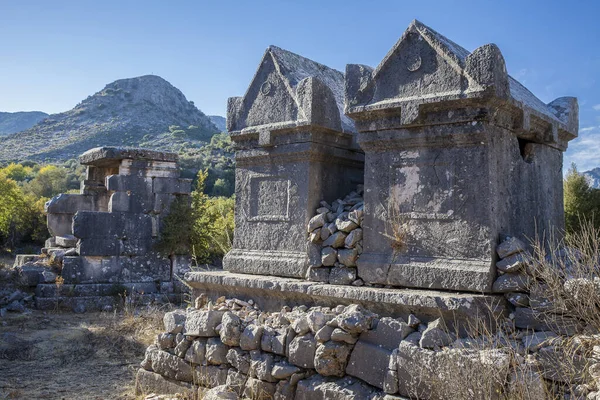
[344,20,578,292]
[223,46,364,278]
[44,147,191,285]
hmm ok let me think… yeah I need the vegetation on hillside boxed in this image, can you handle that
[0,134,235,257]
[564,163,600,234]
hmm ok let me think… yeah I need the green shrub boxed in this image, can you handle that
[156,170,235,263]
[564,164,600,234]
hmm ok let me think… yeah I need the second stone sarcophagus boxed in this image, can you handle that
[345,20,578,292]
[223,46,364,278]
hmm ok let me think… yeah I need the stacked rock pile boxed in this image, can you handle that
[136,293,578,400]
[306,186,364,285]
[492,236,587,336]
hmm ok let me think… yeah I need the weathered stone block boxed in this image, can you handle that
[314,341,353,377]
[243,377,276,399]
[153,177,192,194]
[206,337,229,365]
[358,317,414,350]
[346,340,391,389]
[163,310,186,334]
[185,310,225,337]
[396,342,510,399]
[223,45,363,279]
[288,333,317,369]
[55,235,77,248]
[135,368,194,398]
[295,375,379,400]
[347,20,576,293]
[195,365,228,388]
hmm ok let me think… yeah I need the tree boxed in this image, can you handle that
[155,169,235,264]
[564,163,600,233]
[1,163,32,182]
[0,172,44,249]
[23,165,68,198]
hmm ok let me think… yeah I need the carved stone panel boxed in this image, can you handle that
[248,177,291,222]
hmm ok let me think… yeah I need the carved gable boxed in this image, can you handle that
[242,53,300,128]
[372,30,467,103]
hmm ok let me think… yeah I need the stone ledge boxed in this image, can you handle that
[185,271,507,333]
[79,147,178,166]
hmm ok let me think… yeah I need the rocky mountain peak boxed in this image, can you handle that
[0,75,219,162]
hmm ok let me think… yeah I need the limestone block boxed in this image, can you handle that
[206,337,229,365]
[249,350,277,382]
[295,375,378,400]
[314,341,353,377]
[275,380,296,400]
[226,369,247,396]
[514,307,583,335]
[492,273,531,293]
[185,339,207,364]
[153,193,176,214]
[396,342,510,399]
[45,193,95,214]
[226,348,250,374]
[147,349,193,382]
[346,340,391,389]
[359,317,414,350]
[185,310,225,337]
[338,248,358,267]
[220,312,242,347]
[288,333,317,369]
[79,147,178,166]
[497,237,527,259]
[203,385,238,400]
[77,238,120,256]
[55,235,77,248]
[174,337,192,358]
[195,365,228,388]
[135,368,194,398]
[243,377,276,399]
[108,192,130,212]
[153,177,192,194]
[119,159,180,178]
[47,212,75,237]
[240,324,264,351]
[271,362,301,380]
[306,266,330,283]
[329,267,357,285]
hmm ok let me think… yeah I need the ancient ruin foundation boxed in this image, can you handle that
[14,147,192,311]
[146,19,583,400]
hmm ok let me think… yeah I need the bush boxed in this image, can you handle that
[156,170,235,264]
[0,172,47,250]
[564,164,600,234]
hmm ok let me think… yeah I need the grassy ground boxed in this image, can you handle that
[0,306,168,399]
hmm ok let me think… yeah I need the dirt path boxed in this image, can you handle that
[0,308,166,400]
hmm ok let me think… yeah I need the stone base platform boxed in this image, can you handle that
[34,282,186,311]
[184,271,507,334]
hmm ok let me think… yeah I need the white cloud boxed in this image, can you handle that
[565,127,600,172]
[593,104,600,111]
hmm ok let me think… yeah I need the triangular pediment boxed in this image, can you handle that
[368,20,481,105]
[241,50,302,129]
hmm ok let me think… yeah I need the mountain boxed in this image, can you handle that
[0,75,219,162]
[584,168,600,189]
[0,111,48,136]
[209,115,226,132]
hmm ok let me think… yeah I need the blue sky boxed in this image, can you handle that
[1,1,599,170]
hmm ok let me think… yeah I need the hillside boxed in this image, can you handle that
[0,111,48,136]
[584,168,600,189]
[209,115,226,132]
[0,75,219,162]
